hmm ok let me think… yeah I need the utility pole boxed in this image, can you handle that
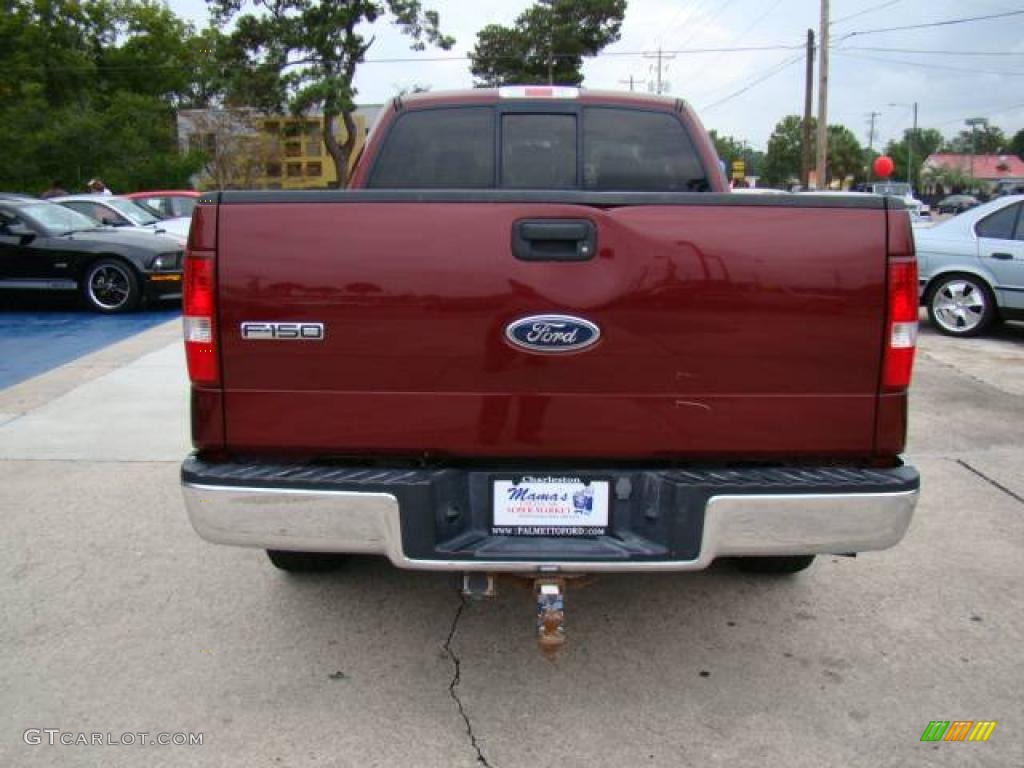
[547,32,554,84]
[801,29,815,189]
[909,102,918,189]
[618,75,646,92]
[643,47,675,95]
[866,110,880,181]
[543,0,555,84]
[890,101,920,187]
[866,111,880,152]
[815,0,829,189]
[965,116,988,183]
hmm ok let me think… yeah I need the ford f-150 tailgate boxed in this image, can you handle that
[198,192,901,460]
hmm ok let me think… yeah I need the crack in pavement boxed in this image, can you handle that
[957,459,1024,505]
[443,592,492,767]
[919,349,1024,399]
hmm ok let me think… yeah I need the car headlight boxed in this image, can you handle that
[150,251,182,271]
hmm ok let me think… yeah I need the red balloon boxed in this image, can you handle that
[873,155,895,178]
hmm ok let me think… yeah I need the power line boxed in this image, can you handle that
[838,9,1024,39]
[655,0,711,49]
[728,0,786,45]
[675,0,737,51]
[688,0,785,84]
[933,101,1024,127]
[5,44,806,73]
[831,0,905,27]
[838,46,1024,56]
[661,0,715,46]
[834,50,1024,77]
[701,53,804,112]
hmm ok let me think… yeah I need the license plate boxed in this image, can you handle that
[492,476,609,537]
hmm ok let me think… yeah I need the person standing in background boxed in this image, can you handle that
[87,178,112,196]
[41,181,67,198]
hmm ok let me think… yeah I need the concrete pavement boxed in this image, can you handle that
[1,317,1022,768]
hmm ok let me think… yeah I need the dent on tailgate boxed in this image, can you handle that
[214,199,887,460]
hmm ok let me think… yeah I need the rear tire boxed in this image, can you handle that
[926,274,995,337]
[266,550,348,573]
[736,555,816,574]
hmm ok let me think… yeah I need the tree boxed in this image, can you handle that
[883,127,944,187]
[184,109,283,189]
[945,125,1007,155]
[761,116,805,188]
[470,0,626,87]
[921,164,981,196]
[826,124,865,185]
[708,129,764,181]
[100,1,220,108]
[761,116,866,188]
[210,0,454,187]
[0,0,207,193]
[1009,128,1024,161]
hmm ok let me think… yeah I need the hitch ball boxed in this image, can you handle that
[535,579,566,658]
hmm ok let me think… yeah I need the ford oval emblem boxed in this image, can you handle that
[505,314,601,353]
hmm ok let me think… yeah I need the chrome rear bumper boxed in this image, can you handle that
[182,461,918,572]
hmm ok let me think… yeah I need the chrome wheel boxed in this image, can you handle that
[930,278,989,335]
[84,259,140,313]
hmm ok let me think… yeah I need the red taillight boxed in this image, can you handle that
[183,250,219,385]
[883,258,918,391]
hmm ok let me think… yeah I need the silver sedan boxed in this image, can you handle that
[51,195,190,245]
[915,194,1024,336]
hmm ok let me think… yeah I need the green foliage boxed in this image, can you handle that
[922,164,982,195]
[210,0,454,186]
[708,130,764,179]
[761,115,866,188]
[826,124,865,185]
[761,116,806,188]
[883,128,944,187]
[470,0,627,87]
[945,125,1007,154]
[0,0,211,194]
[1007,128,1024,161]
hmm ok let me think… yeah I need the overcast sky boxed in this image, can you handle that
[171,0,1024,151]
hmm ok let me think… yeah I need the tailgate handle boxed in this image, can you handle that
[512,219,597,261]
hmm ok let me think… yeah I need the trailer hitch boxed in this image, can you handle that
[461,573,571,658]
[535,579,566,659]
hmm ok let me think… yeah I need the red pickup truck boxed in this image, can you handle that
[180,87,919,647]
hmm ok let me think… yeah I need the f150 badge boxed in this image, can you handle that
[240,322,325,341]
[505,314,600,353]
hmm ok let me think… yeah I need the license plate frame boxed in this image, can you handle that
[491,475,610,537]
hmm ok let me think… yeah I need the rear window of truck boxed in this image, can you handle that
[368,106,708,191]
[369,107,496,188]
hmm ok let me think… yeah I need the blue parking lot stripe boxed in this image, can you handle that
[0,309,180,390]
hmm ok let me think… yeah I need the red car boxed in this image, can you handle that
[124,190,200,220]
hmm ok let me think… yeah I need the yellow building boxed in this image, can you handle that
[257,112,370,189]
[178,106,381,190]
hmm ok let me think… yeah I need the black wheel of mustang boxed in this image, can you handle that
[736,555,816,574]
[266,550,348,573]
[83,258,141,313]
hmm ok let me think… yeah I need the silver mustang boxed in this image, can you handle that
[915,194,1024,336]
